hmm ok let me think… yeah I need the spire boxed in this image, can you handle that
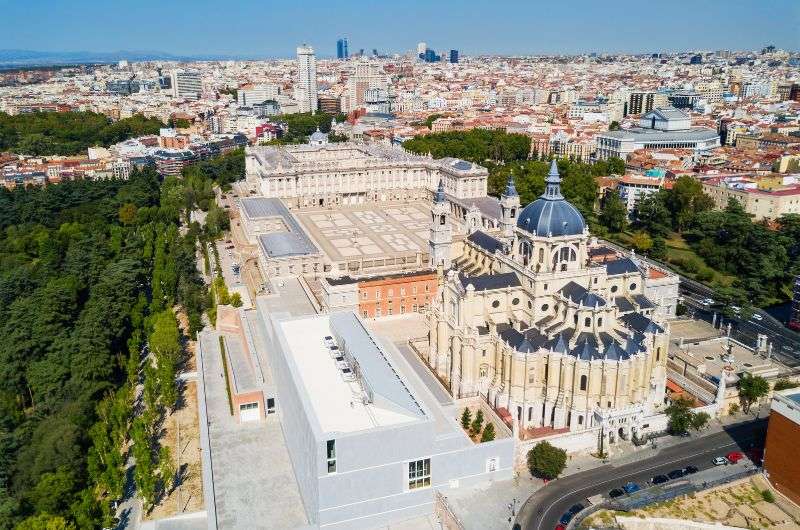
[434,178,446,203]
[542,159,564,200]
[502,170,518,198]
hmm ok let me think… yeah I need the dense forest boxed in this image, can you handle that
[0,147,240,528]
[0,111,164,156]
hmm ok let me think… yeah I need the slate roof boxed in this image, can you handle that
[560,281,607,307]
[460,272,520,291]
[467,230,504,254]
[615,296,635,312]
[606,258,640,276]
[620,313,664,334]
[634,294,655,309]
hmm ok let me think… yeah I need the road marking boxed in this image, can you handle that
[531,438,744,530]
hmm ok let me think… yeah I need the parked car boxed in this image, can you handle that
[751,313,763,321]
[667,469,685,480]
[609,488,625,498]
[702,298,715,305]
[568,503,585,515]
[623,482,641,494]
[730,305,741,314]
[554,525,565,530]
[683,465,699,475]
[559,512,573,525]
[712,456,729,466]
[651,474,669,485]
[726,451,745,464]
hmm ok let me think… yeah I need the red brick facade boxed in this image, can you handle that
[358,271,437,318]
[764,409,800,506]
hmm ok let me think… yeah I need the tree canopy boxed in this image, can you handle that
[0,111,164,156]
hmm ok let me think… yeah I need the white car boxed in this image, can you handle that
[751,313,763,322]
[702,298,715,306]
[712,457,728,466]
[730,306,741,314]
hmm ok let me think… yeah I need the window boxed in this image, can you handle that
[326,440,337,473]
[580,375,587,391]
[408,459,431,489]
[388,289,394,297]
[585,317,591,327]
[240,402,258,410]
[267,398,275,414]
[541,303,549,311]
[492,300,500,308]
[629,283,637,291]
[362,291,368,299]
[400,288,406,296]
[363,311,369,318]
[593,277,598,284]
[610,285,618,293]
[528,301,533,309]
[512,297,520,306]
[376,290,381,299]
[412,286,418,295]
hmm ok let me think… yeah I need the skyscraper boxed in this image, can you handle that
[417,42,427,56]
[449,49,459,64]
[336,38,348,60]
[296,44,318,113]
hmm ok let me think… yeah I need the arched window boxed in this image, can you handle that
[439,214,446,225]
[580,375,587,391]
[584,317,591,327]
[598,317,603,327]
[538,248,545,263]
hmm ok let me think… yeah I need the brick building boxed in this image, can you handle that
[321,270,438,317]
[764,388,800,505]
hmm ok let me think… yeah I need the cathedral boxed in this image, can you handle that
[426,160,673,443]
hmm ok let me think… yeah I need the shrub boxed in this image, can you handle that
[774,379,799,391]
[762,489,775,503]
[470,409,484,436]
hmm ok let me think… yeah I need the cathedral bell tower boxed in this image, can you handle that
[429,179,452,268]
[500,171,520,239]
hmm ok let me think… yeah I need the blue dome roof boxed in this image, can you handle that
[517,160,586,237]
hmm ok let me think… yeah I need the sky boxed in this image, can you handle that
[0,0,798,58]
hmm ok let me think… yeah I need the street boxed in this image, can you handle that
[514,419,767,530]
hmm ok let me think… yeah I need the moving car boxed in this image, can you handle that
[712,456,729,466]
[667,469,685,480]
[726,451,745,464]
[609,488,625,498]
[623,482,641,494]
[651,474,669,485]
[683,465,699,475]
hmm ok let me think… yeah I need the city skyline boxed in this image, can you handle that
[1,0,798,59]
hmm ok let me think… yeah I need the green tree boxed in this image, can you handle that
[527,441,567,479]
[470,409,484,436]
[738,374,769,413]
[159,446,176,495]
[480,423,496,442]
[460,408,472,430]
[15,514,74,530]
[665,397,694,434]
[691,411,710,431]
[599,191,628,233]
[630,231,653,253]
[773,379,799,391]
[667,176,714,232]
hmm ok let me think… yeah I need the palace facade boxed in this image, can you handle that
[425,161,676,445]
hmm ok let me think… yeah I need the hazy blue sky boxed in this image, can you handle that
[1,0,798,57]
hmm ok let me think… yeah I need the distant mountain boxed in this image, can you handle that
[0,49,260,67]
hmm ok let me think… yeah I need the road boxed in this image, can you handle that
[514,419,767,530]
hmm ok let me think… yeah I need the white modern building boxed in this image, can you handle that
[595,107,720,160]
[267,310,514,529]
[296,44,318,113]
[237,83,281,107]
[169,69,202,100]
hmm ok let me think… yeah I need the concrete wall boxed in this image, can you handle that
[615,516,742,530]
[265,313,321,524]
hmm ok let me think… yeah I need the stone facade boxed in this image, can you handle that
[425,161,673,448]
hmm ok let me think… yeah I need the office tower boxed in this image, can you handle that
[336,38,349,60]
[238,84,281,106]
[449,49,459,64]
[417,42,427,56]
[296,44,318,113]
[170,69,202,100]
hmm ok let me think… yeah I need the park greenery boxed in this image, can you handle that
[0,139,244,527]
[665,397,711,435]
[527,441,567,480]
[459,407,496,443]
[0,111,164,156]
[264,111,348,145]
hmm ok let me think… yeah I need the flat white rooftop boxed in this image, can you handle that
[279,313,425,434]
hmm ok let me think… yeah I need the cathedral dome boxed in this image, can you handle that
[516,160,586,237]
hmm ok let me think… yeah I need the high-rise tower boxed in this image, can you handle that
[336,38,349,60]
[429,179,452,268]
[296,44,318,113]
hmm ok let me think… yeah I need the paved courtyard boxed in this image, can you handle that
[295,202,434,262]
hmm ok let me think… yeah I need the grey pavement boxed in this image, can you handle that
[198,330,309,530]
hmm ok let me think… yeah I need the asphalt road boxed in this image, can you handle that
[514,419,767,530]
